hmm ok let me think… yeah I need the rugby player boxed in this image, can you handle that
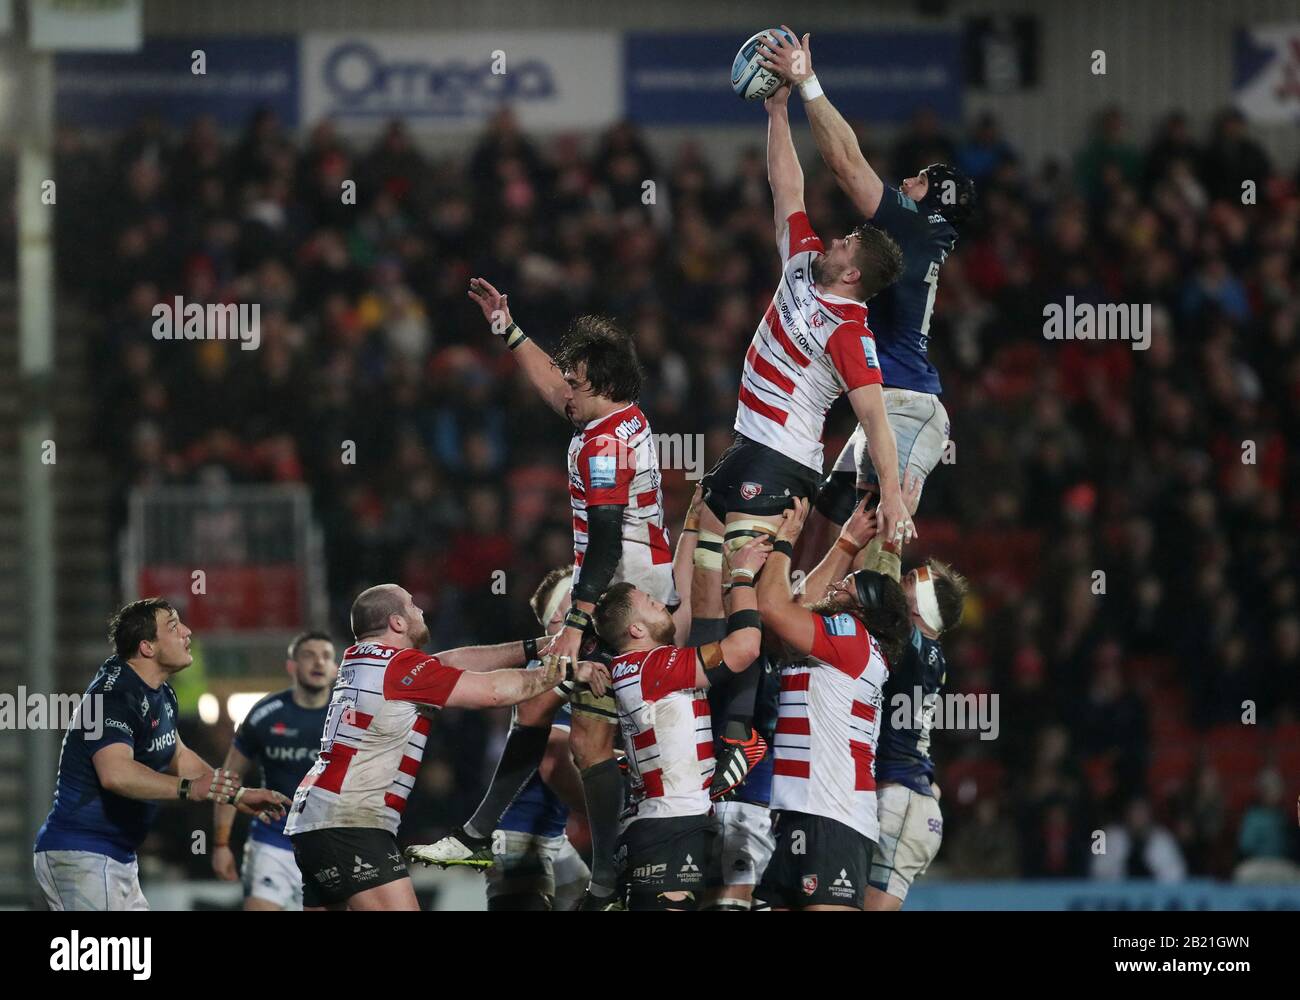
[868,559,968,910]
[752,499,912,910]
[285,584,605,911]
[486,566,591,912]
[33,598,289,911]
[593,535,773,910]
[212,630,339,911]
[758,28,974,580]
[699,80,907,799]
[409,296,683,910]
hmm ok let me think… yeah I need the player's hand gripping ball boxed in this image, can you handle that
[732,28,797,101]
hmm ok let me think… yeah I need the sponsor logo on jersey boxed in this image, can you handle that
[740,481,763,500]
[860,335,880,370]
[271,722,296,736]
[614,415,644,442]
[147,730,177,753]
[105,718,134,738]
[612,659,641,681]
[823,613,857,637]
[264,745,318,762]
[588,454,618,489]
[353,643,395,658]
[801,874,818,895]
[139,695,149,716]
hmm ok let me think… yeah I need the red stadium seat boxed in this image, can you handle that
[1148,742,1197,801]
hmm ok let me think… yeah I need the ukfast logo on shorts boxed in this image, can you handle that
[50,932,151,980]
[632,862,667,881]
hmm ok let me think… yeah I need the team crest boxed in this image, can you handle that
[740,482,763,500]
[801,874,818,895]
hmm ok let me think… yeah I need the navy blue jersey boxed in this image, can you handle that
[709,656,781,806]
[35,656,180,863]
[867,185,959,395]
[233,689,328,847]
[876,627,947,794]
[498,705,573,839]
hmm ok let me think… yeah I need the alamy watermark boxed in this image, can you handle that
[152,296,261,351]
[889,688,999,741]
[1043,297,1150,351]
[1,689,105,740]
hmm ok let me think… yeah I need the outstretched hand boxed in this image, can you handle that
[756,27,814,86]
[468,277,513,333]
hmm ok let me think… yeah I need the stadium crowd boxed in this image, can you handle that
[56,101,1300,882]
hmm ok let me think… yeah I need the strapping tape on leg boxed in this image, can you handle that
[723,519,778,554]
[694,531,723,571]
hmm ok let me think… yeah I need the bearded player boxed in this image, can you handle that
[593,536,772,910]
[697,80,907,799]
[407,296,684,910]
[758,28,974,581]
[753,499,912,910]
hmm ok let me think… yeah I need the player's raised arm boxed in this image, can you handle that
[671,485,704,643]
[765,82,806,245]
[755,499,819,656]
[801,494,879,599]
[468,277,569,415]
[692,535,771,687]
[758,28,885,219]
[846,383,913,546]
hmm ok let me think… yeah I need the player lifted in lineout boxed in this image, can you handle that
[757,27,974,580]
[407,291,686,910]
[696,78,907,799]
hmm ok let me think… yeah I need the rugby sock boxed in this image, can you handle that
[687,616,726,647]
[580,758,624,895]
[720,663,760,739]
[464,724,550,839]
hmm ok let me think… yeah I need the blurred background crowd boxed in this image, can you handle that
[51,99,1300,882]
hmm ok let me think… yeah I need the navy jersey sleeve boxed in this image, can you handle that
[871,184,928,243]
[87,686,145,755]
[233,701,263,758]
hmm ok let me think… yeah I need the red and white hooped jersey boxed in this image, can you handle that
[609,644,713,825]
[734,211,885,473]
[568,402,679,605]
[772,613,889,842]
[285,642,462,836]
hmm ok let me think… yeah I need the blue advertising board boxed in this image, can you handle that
[56,37,299,130]
[625,30,962,125]
[907,880,1300,911]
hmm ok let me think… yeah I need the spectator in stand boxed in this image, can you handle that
[1091,798,1188,882]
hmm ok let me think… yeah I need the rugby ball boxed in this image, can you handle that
[731,28,797,101]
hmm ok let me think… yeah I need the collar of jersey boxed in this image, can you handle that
[584,401,637,432]
[813,285,868,310]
